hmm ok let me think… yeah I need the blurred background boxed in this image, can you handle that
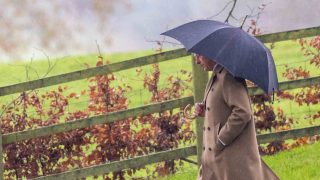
[1,0,319,62]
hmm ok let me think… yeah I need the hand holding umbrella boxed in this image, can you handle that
[183,102,205,119]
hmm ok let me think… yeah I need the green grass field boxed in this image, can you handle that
[158,141,320,180]
[0,39,319,179]
[1,40,319,127]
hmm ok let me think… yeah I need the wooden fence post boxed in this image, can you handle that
[191,55,208,167]
[0,131,3,180]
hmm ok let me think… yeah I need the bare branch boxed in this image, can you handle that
[206,0,234,20]
[73,58,86,68]
[145,39,182,46]
[7,63,38,82]
[240,15,248,29]
[243,2,271,32]
[34,48,60,78]
[246,3,271,22]
[225,0,238,23]
[230,14,240,21]
[0,90,37,118]
[95,40,103,59]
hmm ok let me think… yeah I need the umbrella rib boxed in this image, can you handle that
[188,26,234,51]
[215,30,239,59]
[258,40,277,92]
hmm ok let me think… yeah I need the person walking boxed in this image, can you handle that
[193,54,279,180]
[161,19,280,180]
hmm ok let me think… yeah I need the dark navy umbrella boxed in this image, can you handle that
[161,20,278,94]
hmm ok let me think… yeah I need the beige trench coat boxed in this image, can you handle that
[197,64,279,180]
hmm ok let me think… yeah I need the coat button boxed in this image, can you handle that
[203,147,205,151]
[207,127,211,131]
[206,107,210,111]
[209,147,212,151]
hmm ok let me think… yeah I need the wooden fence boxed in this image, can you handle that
[0,26,319,180]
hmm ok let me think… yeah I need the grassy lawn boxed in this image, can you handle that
[159,141,320,180]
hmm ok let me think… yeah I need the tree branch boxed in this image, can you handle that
[206,0,234,20]
[225,0,238,23]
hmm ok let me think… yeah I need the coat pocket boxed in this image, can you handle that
[214,123,220,135]
[213,123,224,153]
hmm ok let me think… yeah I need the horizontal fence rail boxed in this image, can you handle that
[2,96,194,145]
[257,125,320,144]
[0,26,319,97]
[0,49,190,96]
[34,125,320,179]
[257,26,320,43]
[249,75,320,95]
[3,76,320,145]
[34,146,197,180]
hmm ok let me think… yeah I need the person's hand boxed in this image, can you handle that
[214,139,225,153]
[193,102,205,117]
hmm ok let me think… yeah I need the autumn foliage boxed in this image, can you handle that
[253,36,320,155]
[0,57,195,179]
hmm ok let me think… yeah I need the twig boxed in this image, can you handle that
[206,0,234,20]
[243,2,271,31]
[145,39,182,46]
[95,40,103,59]
[28,54,40,79]
[147,24,183,51]
[240,15,248,29]
[1,49,60,119]
[225,0,238,23]
[0,90,37,118]
[73,58,86,68]
[7,64,38,81]
[230,14,239,21]
[34,48,60,78]
[43,58,59,78]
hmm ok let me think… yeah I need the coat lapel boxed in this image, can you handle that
[202,64,224,105]
[202,73,216,104]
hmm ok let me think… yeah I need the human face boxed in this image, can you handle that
[194,54,216,71]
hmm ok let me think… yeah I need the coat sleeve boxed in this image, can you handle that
[217,73,252,146]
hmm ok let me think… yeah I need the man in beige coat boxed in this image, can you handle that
[193,54,279,180]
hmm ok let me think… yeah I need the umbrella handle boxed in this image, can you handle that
[183,104,196,120]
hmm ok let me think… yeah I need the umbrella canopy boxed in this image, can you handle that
[161,20,278,94]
